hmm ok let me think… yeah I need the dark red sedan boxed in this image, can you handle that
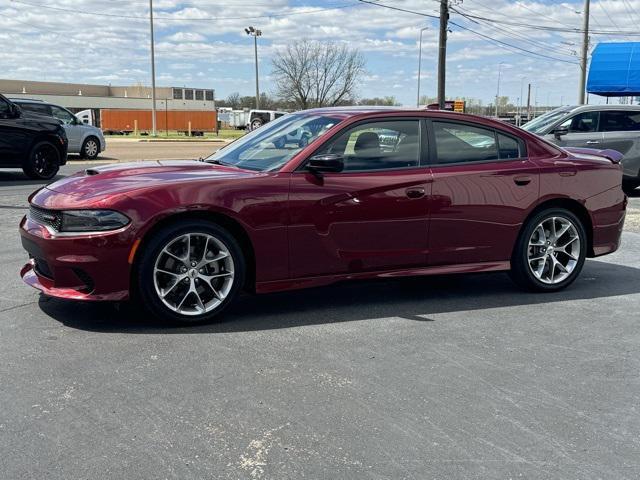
[20,108,626,324]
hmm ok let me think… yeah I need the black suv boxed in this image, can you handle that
[0,94,68,179]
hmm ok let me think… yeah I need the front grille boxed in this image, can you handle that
[29,205,62,232]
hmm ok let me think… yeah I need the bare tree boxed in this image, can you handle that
[271,40,366,109]
[226,92,242,109]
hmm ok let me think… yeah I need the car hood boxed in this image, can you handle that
[38,160,259,207]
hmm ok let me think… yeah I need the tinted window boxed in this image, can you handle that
[433,122,498,164]
[316,120,421,171]
[497,132,522,159]
[50,105,75,124]
[18,103,51,116]
[558,111,599,133]
[599,111,640,132]
[0,97,12,117]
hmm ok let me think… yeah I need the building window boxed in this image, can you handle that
[185,89,194,100]
[173,88,183,100]
[205,90,214,101]
[195,90,204,101]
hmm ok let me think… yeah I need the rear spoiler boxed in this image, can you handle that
[563,147,623,164]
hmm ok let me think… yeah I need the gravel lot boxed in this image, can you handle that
[0,163,639,479]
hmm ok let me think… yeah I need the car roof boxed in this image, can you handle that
[9,98,46,104]
[565,104,640,112]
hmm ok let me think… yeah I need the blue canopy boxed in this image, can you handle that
[587,42,640,97]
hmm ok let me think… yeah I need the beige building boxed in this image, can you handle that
[0,79,215,111]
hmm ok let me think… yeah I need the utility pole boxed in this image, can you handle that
[149,0,157,137]
[416,26,429,107]
[495,62,504,118]
[437,0,449,109]
[578,0,590,104]
[245,26,262,110]
[526,83,532,121]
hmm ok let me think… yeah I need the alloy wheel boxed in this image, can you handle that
[33,144,58,178]
[84,139,98,158]
[153,233,235,316]
[527,216,581,284]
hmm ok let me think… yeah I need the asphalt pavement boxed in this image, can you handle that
[0,165,639,479]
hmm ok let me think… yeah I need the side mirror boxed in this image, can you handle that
[308,153,344,174]
[553,126,569,139]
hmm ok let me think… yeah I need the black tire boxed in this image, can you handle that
[622,180,639,195]
[23,141,60,180]
[510,208,587,292]
[81,136,100,160]
[250,118,263,131]
[136,220,246,325]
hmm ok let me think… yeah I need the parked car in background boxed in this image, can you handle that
[0,94,67,179]
[20,107,625,324]
[523,105,640,194]
[11,98,105,159]
[227,109,288,130]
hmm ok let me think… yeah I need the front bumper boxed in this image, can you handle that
[19,215,132,301]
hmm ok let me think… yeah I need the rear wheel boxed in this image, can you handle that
[137,220,245,324]
[510,208,586,291]
[81,136,100,160]
[23,141,60,180]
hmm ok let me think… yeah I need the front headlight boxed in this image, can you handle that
[60,210,130,232]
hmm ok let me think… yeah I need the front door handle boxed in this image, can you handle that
[586,140,600,145]
[514,176,532,186]
[405,187,426,199]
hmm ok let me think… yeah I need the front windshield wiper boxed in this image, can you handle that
[204,158,228,165]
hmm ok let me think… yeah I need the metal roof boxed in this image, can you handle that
[587,42,640,97]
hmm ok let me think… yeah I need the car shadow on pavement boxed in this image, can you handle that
[39,259,640,334]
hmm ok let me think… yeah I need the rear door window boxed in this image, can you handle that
[599,111,640,132]
[432,122,498,164]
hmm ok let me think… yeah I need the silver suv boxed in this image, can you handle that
[10,99,106,160]
[523,105,640,194]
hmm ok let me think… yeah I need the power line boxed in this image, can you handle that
[358,0,579,65]
[8,0,360,21]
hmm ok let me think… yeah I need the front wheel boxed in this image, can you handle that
[136,220,246,324]
[81,137,100,160]
[23,141,60,180]
[510,209,587,291]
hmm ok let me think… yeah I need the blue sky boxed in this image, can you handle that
[1,0,638,106]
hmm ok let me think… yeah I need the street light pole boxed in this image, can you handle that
[495,62,504,118]
[245,26,262,110]
[149,0,157,136]
[416,26,428,107]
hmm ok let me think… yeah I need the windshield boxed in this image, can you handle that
[522,107,573,134]
[207,113,342,171]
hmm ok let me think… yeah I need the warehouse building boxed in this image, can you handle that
[0,79,215,111]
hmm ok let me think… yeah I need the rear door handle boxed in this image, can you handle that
[405,187,426,199]
[514,176,531,186]
[586,140,600,145]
